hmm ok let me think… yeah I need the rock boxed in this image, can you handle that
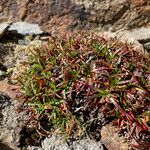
[8,22,43,35]
[0,81,21,99]
[0,34,46,69]
[0,70,6,78]
[18,39,29,45]
[100,123,129,150]
[0,92,28,150]
[72,139,104,150]
[0,93,11,109]
[0,22,12,38]
[119,27,150,43]
[0,0,150,34]
[0,43,15,66]
[116,27,150,53]
[0,142,15,150]
[29,136,105,150]
[143,42,150,52]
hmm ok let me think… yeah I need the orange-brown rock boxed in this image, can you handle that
[0,0,150,34]
[0,81,21,99]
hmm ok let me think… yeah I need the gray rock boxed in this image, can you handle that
[0,70,6,78]
[18,39,30,45]
[8,22,43,35]
[143,42,150,52]
[29,136,104,150]
[119,27,150,43]
[0,93,28,150]
[0,22,12,38]
[73,139,104,150]
[0,43,14,66]
[0,93,11,109]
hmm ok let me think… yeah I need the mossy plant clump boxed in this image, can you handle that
[18,32,150,148]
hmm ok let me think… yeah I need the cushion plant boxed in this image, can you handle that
[18,32,150,149]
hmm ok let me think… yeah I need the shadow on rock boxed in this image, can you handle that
[0,142,14,150]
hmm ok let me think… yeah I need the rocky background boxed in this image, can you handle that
[0,0,150,33]
[0,0,150,150]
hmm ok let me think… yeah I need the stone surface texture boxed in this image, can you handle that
[0,93,28,150]
[119,27,150,42]
[100,123,129,150]
[144,42,150,52]
[0,0,150,34]
[0,22,12,38]
[0,43,14,66]
[8,22,43,35]
[29,136,105,150]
